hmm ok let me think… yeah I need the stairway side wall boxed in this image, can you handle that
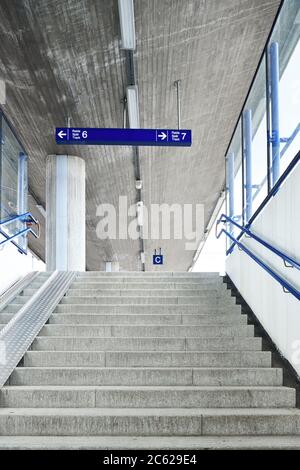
[226,162,300,377]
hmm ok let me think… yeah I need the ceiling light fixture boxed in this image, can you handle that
[118,0,136,50]
[136,201,143,226]
[126,85,140,128]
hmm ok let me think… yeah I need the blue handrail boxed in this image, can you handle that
[216,213,300,301]
[0,212,38,227]
[216,213,300,270]
[0,212,40,254]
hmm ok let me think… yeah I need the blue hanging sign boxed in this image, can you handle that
[56,128,192,147]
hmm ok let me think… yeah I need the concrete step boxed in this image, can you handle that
[59,296,237,306]
[0,313,245,327]
[77,272,221,278]
[0,313,16,323]
[27,278,49,287]
[0,386,294,408]
[68,286,228,296]
[38,324,253,338]
[31,336,259,352]
[0,408,300,436]
[1,305,22,314]
[52,304,241,314]
[73,276,223,282]
[73,274,223,279]
[64,289,227,297]
[18,292,241,306]
[69,282,227,290]
[43,313,246,326]
[23,279,48,288]
[31,336,187,351]
[10,292,234,304]
[2,296,30,306]
[3,302,240,314]
[26,284,48,291]
[0,276,47,322]
[75,274,222,281]
[2,435,300,450]
[72,282,226,290]
[21,288,47,296]
[100,351,271,368]
[10,366,282,387]
[23,350,271,367]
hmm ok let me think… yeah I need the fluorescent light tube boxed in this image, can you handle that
[126,85,140,128]
[118,0,136,50]
[136,201,143,226]
[135,179,143,190]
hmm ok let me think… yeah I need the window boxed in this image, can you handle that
[225,0,300,237]
[0,113,28,251]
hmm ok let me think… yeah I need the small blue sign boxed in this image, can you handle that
[56,128,192,147]
[153,255,163,265]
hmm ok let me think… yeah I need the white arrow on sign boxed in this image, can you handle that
[58,130,67,139]
[158,132,167,140]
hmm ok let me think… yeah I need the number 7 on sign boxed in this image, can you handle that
[181,132,186,140]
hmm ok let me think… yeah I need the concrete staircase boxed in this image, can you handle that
[0,272,300,449]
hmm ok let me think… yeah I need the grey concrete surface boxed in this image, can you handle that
[0,386,295,408]
[0,273,49,330]
[2,435,300,450]
[37,324,253,337]
[0,1,281,270]
[46,155,86,271]
[0,271,299,447]
[9,367,282,387]
[44,312,246,325]
[1,408,300,436]
[51,304,241,314]
[29,336,262,351]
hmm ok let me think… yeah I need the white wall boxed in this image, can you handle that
[0,239,45,295]
[192,203,226,274]
[226,162,300,376]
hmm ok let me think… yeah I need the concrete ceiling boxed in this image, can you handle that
[0,0,281,271]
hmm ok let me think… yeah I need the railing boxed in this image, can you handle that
[250,121,300,204]
[216,213,300,301]
[233,149,300,241]
[0,212,40,254]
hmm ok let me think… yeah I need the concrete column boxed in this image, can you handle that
[105,261,120,272]
[46,155,85,271]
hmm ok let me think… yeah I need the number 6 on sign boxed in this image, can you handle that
[82,131,88,138]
